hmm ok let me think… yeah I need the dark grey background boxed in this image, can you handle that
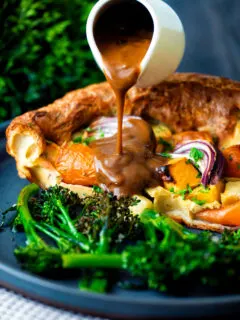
[166,0,240,80]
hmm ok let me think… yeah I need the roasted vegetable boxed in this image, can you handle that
[196,201,240,226]
[75,189,142,243]
[54,143,97,186]
[223,145,240,178]
[221,181,240,206]
[187,181,224,204]
[166,159,200,190]
[163,140,225,187]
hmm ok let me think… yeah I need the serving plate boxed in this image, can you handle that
[1,120,240,319]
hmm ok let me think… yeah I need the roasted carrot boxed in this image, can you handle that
[196,201,240,226]
[223,145,240,178]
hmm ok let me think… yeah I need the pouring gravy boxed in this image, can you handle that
[94,0,153,154]
[92,0,166,196]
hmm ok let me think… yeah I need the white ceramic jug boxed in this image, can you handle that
[87,0,185,87]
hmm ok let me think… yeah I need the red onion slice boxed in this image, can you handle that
[159,140,224,186]
[209,149,225,185]
[90,116,141,139]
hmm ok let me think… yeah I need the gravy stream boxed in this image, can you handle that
[93,1,166,196]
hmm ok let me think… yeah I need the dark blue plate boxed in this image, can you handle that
[1,121,240,319]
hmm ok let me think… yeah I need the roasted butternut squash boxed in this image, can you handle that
[187,181,224,204]
[166,158,201,190]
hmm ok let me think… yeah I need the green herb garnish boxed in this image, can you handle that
[199,185,210,193]
[190,147,204,163]
[169,184,192,199]
[191,198,206,206]
[159,152,172,158]
[98,128,105,138]
[73,136,83,144]
[82,136,96,146]
[92,186,103,194]
[73,135,95,146]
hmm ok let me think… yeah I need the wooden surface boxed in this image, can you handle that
[166,0,240,80]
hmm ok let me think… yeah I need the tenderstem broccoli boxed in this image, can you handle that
[13,184,240,292]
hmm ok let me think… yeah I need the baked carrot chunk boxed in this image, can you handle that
[196,201,240,226]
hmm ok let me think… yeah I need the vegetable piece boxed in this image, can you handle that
[187,181,224,204]
[54,144,97,186]
[173,131,213,145]
[219,121,240,149]
[151,123,172,140]
[152,123,172,153]
[157,138,174,153]
[196,201,240,226]
[76,191,142,243]
[166,159,201,190]
[167,140,225,186]
[14,184,63,273]
[209,149,225,185]
[129,195,153,215]
[221,181,240,206]
[223,145,240,178]
[89,116,140,139]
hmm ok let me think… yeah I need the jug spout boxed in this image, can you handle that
[87,0,185,88]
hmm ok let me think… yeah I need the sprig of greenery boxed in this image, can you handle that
[191,198,206,206]
[0,0,103,122]
[190,148,204,163]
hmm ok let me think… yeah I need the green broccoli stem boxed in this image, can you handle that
[17,184,46,245]
[80,277,108,293]
[54,198,90,248]
[62,253,124,269]
[18,183,90,252]
[35,221,90,252]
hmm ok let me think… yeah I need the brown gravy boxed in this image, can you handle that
[91,117,167,196]
[92,1,166,196]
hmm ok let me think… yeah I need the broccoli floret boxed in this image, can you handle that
[29,185,82,223]
[15,244,62,274]
[14,184,90,273]
[76,191,142,244]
